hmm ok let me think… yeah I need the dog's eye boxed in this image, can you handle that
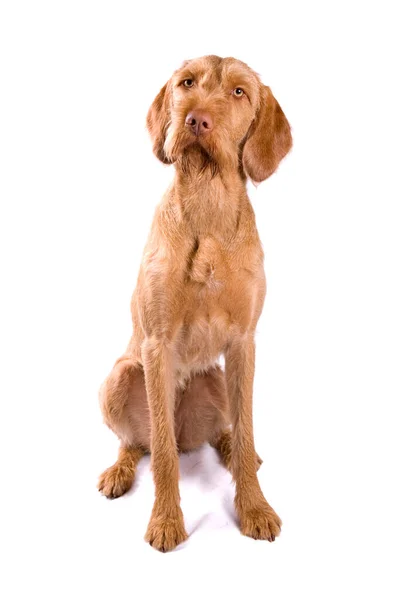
[233,88,244,97]
[182,79,194,88]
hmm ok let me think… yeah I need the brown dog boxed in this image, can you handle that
[98,55,292,552]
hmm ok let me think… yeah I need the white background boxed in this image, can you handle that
[1,1,399,598]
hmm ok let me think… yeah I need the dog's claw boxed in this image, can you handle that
[145,514,188,552]
[239,503,282,542]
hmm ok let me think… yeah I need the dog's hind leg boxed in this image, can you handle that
[98,355,151,498]
[99,355,151,444]
[211,429,263,473]
[99,356,141,427]
[98,445,145,498]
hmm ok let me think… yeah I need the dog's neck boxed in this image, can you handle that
[172,148,248,238]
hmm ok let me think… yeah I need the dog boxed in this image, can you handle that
[98,55,292,552]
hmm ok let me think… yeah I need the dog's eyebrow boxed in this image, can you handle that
[224,70,256,86]
[223,71,258,102]
[173,68,198,84]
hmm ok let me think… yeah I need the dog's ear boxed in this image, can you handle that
[242,86,292,183]
[146,82,172,164]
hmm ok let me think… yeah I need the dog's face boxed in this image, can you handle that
[147,55,292,182]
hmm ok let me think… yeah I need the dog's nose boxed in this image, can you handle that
[185,110,213,136]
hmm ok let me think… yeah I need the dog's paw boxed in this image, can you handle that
[97,464,134,499]
[145,512,188,552]
[239,503,282,541]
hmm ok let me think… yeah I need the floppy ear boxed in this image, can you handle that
[146,82,172,164]
[242,86,292,183]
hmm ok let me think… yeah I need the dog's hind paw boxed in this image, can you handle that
[97,464,134,499]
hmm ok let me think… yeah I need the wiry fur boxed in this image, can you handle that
[98,55,292,552]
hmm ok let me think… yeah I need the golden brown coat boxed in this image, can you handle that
[98,55,292,552]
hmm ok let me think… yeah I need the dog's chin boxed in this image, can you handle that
[165,132,219,174]
[180,143,219,176]
[183,138,216,162]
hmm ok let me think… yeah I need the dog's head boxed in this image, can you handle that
[146,55,292,182]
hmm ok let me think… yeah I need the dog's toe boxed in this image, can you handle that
[145,513,188,552]
[98,464,134,499]
[239,503,281,541]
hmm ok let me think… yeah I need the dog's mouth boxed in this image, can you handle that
[164,122,239,175]
[178,132,222,176]
[185,135,215,158]
[165,125,214,157]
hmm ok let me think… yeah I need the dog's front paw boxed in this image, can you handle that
[145,511,188,552]
[239,502,282,542]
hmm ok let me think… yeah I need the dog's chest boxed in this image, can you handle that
[176,236,264,369]
[187,235,227,290]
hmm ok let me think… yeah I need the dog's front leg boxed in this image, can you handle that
[225,335,282,541]
[142,337,188,552]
